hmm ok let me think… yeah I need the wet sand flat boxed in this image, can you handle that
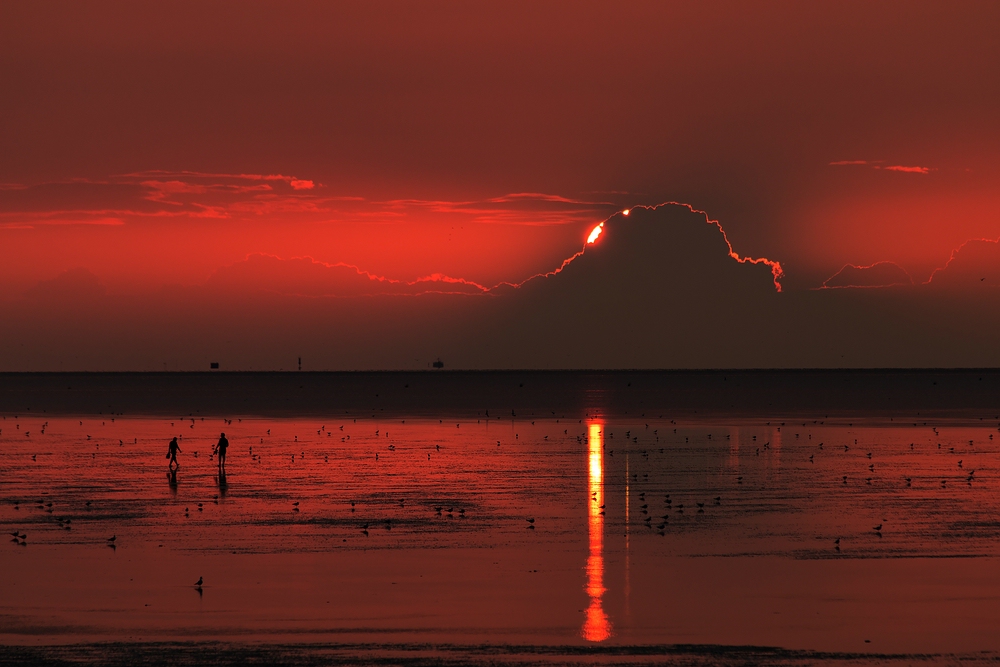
[3,411,1000,664]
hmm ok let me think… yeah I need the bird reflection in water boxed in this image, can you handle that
[582,422,612,641]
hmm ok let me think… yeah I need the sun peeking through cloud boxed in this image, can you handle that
[587,223,604,244]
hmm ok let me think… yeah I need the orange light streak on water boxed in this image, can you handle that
[582,422,611,642]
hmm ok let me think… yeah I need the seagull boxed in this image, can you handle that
[107,535,116,543]
[194,577,203,587]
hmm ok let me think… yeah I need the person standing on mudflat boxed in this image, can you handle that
[166,437,181,470]
[213,432,229,474]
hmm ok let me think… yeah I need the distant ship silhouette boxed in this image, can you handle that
[432,359,444,369]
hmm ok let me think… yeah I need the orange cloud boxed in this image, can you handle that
[820,236,1000,290]
[0,215,125,228]
[0,173,615,230]
[120,170,316,185]
[926,237,1000,287]
[820,261,914,289]
[829,160,933,174]
[206,253,489,297]
[880,165,931,174]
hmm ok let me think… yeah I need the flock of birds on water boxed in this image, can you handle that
[4,413,1000,590]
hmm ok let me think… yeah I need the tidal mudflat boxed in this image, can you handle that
[3,407,1000,665]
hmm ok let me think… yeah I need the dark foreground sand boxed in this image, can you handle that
[2,641,996,667]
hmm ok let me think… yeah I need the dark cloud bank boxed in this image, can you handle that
[4,206,1000,371]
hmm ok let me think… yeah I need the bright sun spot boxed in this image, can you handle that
[622,209,630,216]
[587,223,604,244]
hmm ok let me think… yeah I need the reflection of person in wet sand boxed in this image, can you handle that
[213,432,229,474]
[166,437,181,469]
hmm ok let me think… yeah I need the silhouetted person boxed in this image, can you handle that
[167,437,181,469]
[213,432,229,473]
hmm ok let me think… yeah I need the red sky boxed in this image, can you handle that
[2,2,1000,369]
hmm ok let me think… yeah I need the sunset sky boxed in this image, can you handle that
[3,2,1000,370]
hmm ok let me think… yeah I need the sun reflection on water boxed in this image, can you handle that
[582,422,612,642]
